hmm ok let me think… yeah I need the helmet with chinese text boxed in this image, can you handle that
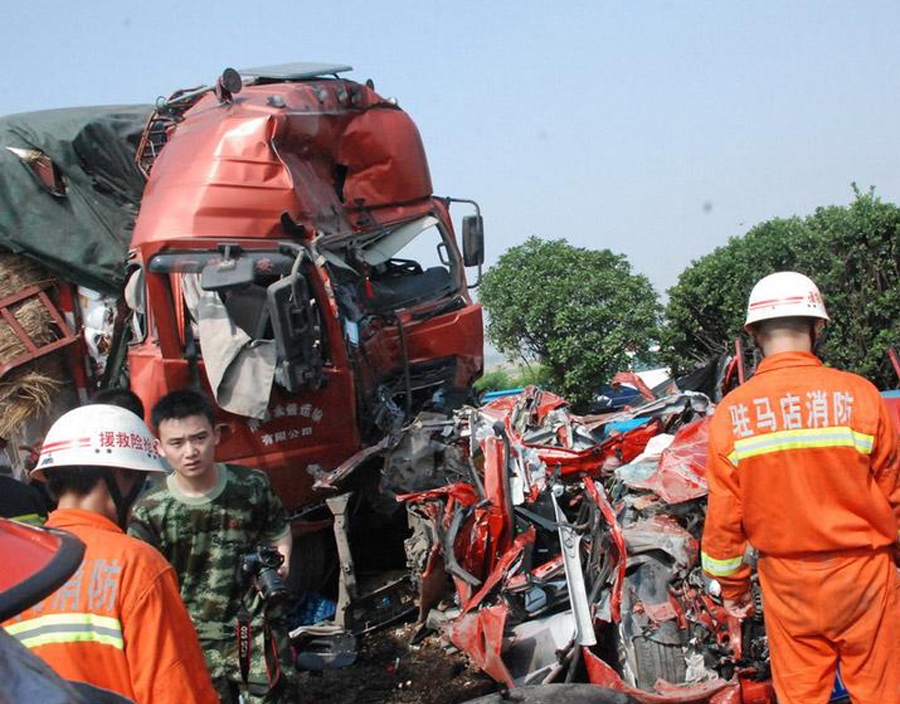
[32,404,165,480]
[744,271,829,328]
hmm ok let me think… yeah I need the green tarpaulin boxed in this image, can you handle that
[0,105,152,293]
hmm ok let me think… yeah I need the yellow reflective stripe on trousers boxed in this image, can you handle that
[701,550,744,576]
[10,513,44,526]
[727,426,874,466]
[5,613,123,650]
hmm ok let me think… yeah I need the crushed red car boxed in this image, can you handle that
[380,385,778,703]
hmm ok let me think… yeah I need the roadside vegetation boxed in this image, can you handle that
[479,236,660,408]
[472,364,553,394]
[480,187,900,401]
[663,186,900,388]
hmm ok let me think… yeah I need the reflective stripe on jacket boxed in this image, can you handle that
[6,613,124,649]
[701,351,900,596]
[2,508,218,704]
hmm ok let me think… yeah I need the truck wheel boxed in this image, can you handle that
[626,633,687,691]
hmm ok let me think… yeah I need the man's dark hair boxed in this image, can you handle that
[151,389,216,430]
[750,316,819,337]
[45,466,106,502]
[91,387,145,419]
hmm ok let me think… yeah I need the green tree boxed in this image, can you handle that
[662,188,900,388]
[801,189,900,386]
[660,217,813,375]
[479,237,660,407]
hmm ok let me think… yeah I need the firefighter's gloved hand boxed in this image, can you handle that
[723,593,754,619]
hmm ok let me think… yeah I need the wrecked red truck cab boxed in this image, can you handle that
[126,63,484,511]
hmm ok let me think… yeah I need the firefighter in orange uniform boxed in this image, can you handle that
[1,404,219,704]
[701,271,900,704]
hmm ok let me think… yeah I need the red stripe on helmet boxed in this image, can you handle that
[41,438,92,452]
[748,296,807,309]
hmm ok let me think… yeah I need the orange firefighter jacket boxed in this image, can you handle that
[2,508,219,704]
[702,351,900,597]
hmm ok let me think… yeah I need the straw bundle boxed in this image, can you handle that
[0,253,68,438]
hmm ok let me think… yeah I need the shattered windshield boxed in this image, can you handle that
[324,215,457,312]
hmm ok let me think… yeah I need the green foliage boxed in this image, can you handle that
[473,368,514,393]
[480,237,660,406]
[660,217,813,374]
[800,188,900,386]
[662,188,900,388]
[516,364,555,389]
[473,364,555,394]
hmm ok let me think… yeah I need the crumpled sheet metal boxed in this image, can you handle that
[398,387,772,702]
[460,527,535,614]
[582,650,742,704]
[314,435,392,491]
[620,417,711,504]
[503,610,579,685]
[505,417,662,486]
[483,387,567,424]
[446,529,537,685]
[448,603,515,686]
[584,477,626,623]
[622,516,699,576]
[611,371,656,402]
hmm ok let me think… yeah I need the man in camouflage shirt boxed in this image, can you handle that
[129,390,297,704]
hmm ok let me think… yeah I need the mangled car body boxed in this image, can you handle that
[383,386,780,703]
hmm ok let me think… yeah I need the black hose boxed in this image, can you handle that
[394,316,412,417]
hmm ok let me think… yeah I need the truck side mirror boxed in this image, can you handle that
[266,272,324,392]
[462,215,484,267]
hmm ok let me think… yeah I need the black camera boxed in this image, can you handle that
[240,545,289,606]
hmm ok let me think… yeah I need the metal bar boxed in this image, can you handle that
[0,337,80,379]
[326,493,357,631]
[734,337,746,386]
[0,282,82,380]
[0,282,53,310]
[889,348,900,384]
[551,489,597,647]
[37,290,73,334]
[0,307,37,353]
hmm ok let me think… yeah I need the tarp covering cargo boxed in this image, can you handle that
[0,105,151,293]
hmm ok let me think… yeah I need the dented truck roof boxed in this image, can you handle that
[131,69,434,250]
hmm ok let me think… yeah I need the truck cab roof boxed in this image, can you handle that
[238,63,353,81]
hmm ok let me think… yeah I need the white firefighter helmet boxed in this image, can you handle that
[33,404,165,479]
[744,271,829,328]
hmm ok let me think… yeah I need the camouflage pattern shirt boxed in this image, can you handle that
[128,463,293,699]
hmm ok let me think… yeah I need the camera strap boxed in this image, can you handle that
[236,606,252,684]
[263,616,281,687]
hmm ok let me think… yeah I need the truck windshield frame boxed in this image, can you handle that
[148,248,296,278]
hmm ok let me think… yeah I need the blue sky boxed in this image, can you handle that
[3,1,900,298]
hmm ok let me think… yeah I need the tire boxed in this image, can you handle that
[461,683,639,704]
[617,555,688,691]
[628,633,687,691]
